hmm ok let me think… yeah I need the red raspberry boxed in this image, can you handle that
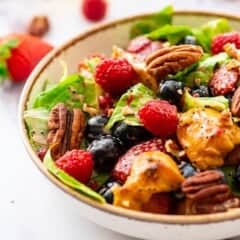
[95,58,138,96]
[138,100,178,138]
[211,32,240,54]
[82,0,107,22]
[209,66,238,96]
[112,138,165,183]
[127,36,163,60]
[56,149,94,184]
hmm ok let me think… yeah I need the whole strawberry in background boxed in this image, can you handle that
[0,33,53,84]
[82,0,108,22]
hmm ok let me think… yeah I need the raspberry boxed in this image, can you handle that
[82,0,107,22]
[95,58,138,96]
[138,100,178,138]
[112,138,165,183]
[211,32,240,54]
[56,149,94,184]
[209,66,238,96]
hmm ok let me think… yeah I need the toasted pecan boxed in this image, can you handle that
[182,170,230,203]
[70,109,85,149]
[231,86,240,117]
[28,15,50,37]
[47,103,67,159]
[47,103,85,160]
[146,45,203,79]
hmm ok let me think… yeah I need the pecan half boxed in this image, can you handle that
[47,103,85,160]
[47,103,67,159]
[70,109,85,149]
[145,45,203,79]
[231,86,240,117]
[182,170,230,203]
[28,15,50,37]
[181,170,238,214]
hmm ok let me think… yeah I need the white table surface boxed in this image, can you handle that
[1,0,240,239]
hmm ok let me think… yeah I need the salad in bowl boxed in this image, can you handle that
[23,6,240,217]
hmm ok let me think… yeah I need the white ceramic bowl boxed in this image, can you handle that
[19,11,240,240]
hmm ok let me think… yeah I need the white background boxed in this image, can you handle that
[1,0,240,239]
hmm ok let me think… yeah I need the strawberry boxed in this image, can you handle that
[127,36,163,60]
[138,100,178,138]
[0,33,53,83]
[142,193,172,214]
[56,149,94,184]
[209,66,239,96]
[82,0,107,22]
[211,32,240,54]
[95,58,138,96]
[112,138,165,183]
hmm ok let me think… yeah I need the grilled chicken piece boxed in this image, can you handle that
[177,108,240,170]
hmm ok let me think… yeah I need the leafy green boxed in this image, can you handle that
[130,5,173,39]
[179,53,229,87]
[24,108,49,150]
[221,166,240,197]
[148,25,192,45]
[92,172,110,187]
[0,39,19,83]
[33,73,101,111]
[106,83,155,129]
[182,90,229,112]
[193,18,231,52]
[43,150,105,203]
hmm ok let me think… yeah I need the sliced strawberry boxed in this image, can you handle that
[112,138,165,184]
[0,33,53,83]
[127,36,163,60]
[142,193,172,214]
[209,66,239,96]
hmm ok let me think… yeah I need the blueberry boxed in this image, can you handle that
[184,35,197,45]
[86,115,108,142]
[179,162,196,178]
[87,135,123,171]
[159,80,184,105]
[192,85,210,97]
[111,121,152,148]
[99,181,120,203]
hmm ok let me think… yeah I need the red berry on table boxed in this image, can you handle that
[138,100,178,138]
[95,58,138,96]
[112,138,165,183]
[0,33,53,83]
[82,0,107,22]
[209,66,238,96]
[56,149,94,184]
[211,32,240,54]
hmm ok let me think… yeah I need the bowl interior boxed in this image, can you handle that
[20,11,240,224]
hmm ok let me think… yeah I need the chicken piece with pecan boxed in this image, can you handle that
[179,170,240,214]
[113,151,184,212]
[177,108,240,170]
[47,103,85,160]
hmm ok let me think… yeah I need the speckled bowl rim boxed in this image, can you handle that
[19,10,240,225]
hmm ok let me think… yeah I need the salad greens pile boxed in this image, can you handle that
[23,5,240,205]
